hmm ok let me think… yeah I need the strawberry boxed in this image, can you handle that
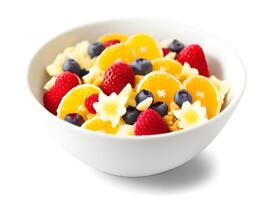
[101,62,135,95]
[103,39,121,48]
[134,109,168,136]
[85,94,99,114]
[43,72,80,115]
[162,48,170,56]
[176,44,209,77]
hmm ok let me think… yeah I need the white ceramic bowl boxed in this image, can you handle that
[27,19,246,177]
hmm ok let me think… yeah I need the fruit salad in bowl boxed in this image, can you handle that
[28,19,245,177]
[43,33,230,136]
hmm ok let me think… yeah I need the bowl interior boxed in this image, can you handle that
[28,19,246,115]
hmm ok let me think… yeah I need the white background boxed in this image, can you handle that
[0,0,266,199]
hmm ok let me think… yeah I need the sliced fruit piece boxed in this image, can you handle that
[43,72,80,115]
[81,116,119,134]
[85,94,99,114]
[100,62,135,95]
[126,33,163,61]
[210,75,230,104]
[57,84,101,120]
[134,109,168,136]
[177,44,209,77]
[98,33,128,43]
[183,75,221,119]
[93,43,132,72]
[152,58,182,76]
[137,71,182,106]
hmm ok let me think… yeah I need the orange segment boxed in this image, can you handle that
[94,43,133,72]
[184,75,221,119]
[152,58,182,76]
[81,116,118,134]
[137,71,182,106]
[126,33,163,61]
[98,33,128,43]
[57,84,101,120]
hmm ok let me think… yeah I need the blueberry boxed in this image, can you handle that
[64,113,85,127]
[168,39,184,53]
[135,90,154,104]
[79,68,89,77]
[88,42,105,58]
[150,102,168,116]
[63,58,81,76]
[122,106,141,125]
[174,89,192,107]
[130,58,152,75]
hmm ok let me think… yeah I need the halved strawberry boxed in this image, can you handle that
[100,62,135,95]
[134,109,168,136]
[43,72,80,115]
[176,44,209,77]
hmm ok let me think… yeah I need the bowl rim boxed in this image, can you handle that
[27,18,247,141]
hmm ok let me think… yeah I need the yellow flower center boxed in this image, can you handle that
[103,101,118,116]
[183,110,199,124]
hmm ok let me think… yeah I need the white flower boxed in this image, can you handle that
[210,76,230,103]
[178,62,199,82]
[173,101,208,129]
[93,84,132,128]
[93,92,127,128]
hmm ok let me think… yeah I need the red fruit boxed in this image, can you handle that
[101,62,135,95]
[134,109,168,136]
[103,39,121,48]
[176,44,209,77]
[85,94,99,114]
[43,72,80,115]
[162,48,170,56]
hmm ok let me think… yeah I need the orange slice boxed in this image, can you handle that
[137,71,182,106]
[152,58,182,76]
[93,43,133,72]
[57,84,101,120]
[183,75,221,119]
[98,33,128,43]
[126,33,163,61]
[81,116,119,134]
[94,33,163,72]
